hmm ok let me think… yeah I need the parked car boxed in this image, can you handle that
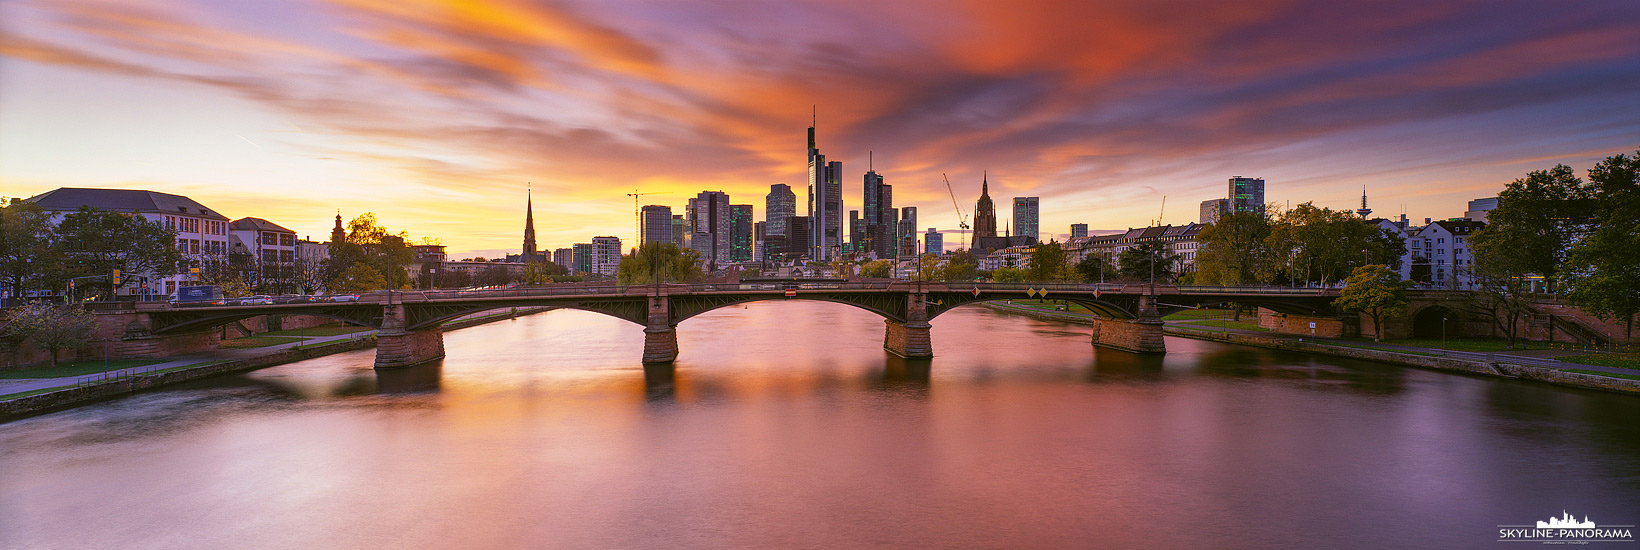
[326,294,359,302]
[170,285,225,307]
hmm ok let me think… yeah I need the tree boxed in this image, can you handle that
[1026,240,1068,282]
[0,198,59,301]
[859,260,893,279]
[1075,253,1111,283]
[1467,263,1535,349]
[1118,241,1180,283]
[617,242,704,285]
[1470,164,1592,291]
[330,262,387,292]
[935,249,979,282]
[915,253,941,281]
[54,206,184,298]
[1561,150,1640,340]
[992,266,1025,283]
[1265,202,1402,287]
[3,302,97,366]
[324,213,413,292]
[521,261,568,285]
[1334,265,1412,342]
[1195,209,1273,285]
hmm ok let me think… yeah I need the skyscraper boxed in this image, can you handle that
[1070,223,1088,238]
[553,248,573,270]
[730,204,754,262]
[972,172,998,248]
[847,210,862,254]
[862,166,894,259]
[754,221,766,262]
[806,115,843,260]
[690,191,731,269]
[671,215,687,248]
[640,205,672,247]
[522,189,539,262]
[766,183,796,237]
[1012,197,1038,243]
[785,216,811,261]
[572,243,593,274]
[924,228,943,255]
[1229,176,1265,214]
[899,206,918,258]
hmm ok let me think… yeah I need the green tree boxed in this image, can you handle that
[325,213,414,292]
[992,266,1025,283]
[1266,202,1403,287]
[830,255,858,280]
[1026,240,1067,282]
[3,302,97,366]
[617,242,704,285]
[859,259,893,279]
[1561,150,1640,340]
[1334,265,1413,342]
[1075,253,1112,283]
[1470,165,1592,290]
[1118,241,1180,283]
[1195,209,1273,285]
[936,249,979,281]
[521,261,568,285]
[54,206,184,298]
[330,261,387,292]
[0,198,60,301]
[915,253,941,281]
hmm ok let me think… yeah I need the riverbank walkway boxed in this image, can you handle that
[0,329,379,399]
[984,301,1640,380]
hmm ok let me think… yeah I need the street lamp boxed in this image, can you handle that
[1442,316,1447,350]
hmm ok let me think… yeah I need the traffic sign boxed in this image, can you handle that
[1092,289,1102,299]
[784,288,796,297]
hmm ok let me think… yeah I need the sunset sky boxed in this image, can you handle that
[3,0,1637,258]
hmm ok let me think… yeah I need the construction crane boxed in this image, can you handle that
[942,173,970,234]
[627,189,670,247]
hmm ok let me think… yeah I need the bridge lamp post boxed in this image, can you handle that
[1442,316,1447,351]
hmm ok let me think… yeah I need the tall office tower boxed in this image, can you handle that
[1464,197,1499,223]
[729,204,754,262]
[1070,223,1088,239]
[671,215,687,248]
[754,221,767,262]
[805,116,844,261]
[924,228,943,255]
[898,206,918,257]
[972,172,998,248]
[572,243,593,274]
[784,216,811,260]
[1229,176,1265,214]
[1012,197,1039,244]
[640,205,672,247]
[862,167,895,259]
[1199,199,1229,225]
[766,183,796,237]
[553,248,573,270]
[848,210,862,254]
[591,236,622,277]
[690,191,731,269]
[522,189,540,263]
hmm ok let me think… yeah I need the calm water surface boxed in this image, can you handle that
[2,302,1637,549]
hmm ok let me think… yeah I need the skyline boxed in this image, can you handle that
[3,0,1638,258]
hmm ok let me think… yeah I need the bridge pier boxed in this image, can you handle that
[1091,295,1165,354]
[884,292,933,357]
[643,295,679,363]
[374,304,446,368]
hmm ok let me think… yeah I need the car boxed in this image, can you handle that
[326,294,359,302]
[242,295,273,305]
[273,295,317,304]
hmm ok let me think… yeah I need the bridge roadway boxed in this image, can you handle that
[136,282,1346,367]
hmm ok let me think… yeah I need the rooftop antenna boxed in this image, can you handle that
[869,151,873,171]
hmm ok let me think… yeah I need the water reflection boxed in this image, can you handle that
[1,302,1636,550]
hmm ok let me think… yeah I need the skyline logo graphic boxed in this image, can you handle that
[1498,511,1634,544]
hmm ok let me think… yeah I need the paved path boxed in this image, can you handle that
[0,330,377,397]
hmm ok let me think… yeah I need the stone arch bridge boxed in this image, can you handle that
[126,282,1349,368]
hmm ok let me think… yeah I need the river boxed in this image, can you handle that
[2,302,1636,549]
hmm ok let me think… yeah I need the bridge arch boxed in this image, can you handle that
[151,308,381,334]
[667,294,908,325]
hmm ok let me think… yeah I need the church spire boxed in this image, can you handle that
[523,185,539,261]
[330,210,345,244]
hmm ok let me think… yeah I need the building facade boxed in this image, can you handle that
[591,236,622,277]
[26,188,231,298]
[766,183,796,238]
[806,120,844,261]
[1229,176,1265,214]
[924,228,943,255]
[689,191,731,269]
[1012,197,1039,243]
[640,205,673,247]
[898,206,918,258]
[228,217,298,294]
[1070,223,1088,239]
[730,204,754,263]
[1199,198,1229,225]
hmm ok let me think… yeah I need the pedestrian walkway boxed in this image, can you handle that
[0,330,377,398]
